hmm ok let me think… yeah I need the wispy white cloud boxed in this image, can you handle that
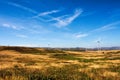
[2,24,10,28]
[93,21,120,32]
[75,21,120,40]
[16,34,28,38]
[2,23,22,30]
[33,9,83,27]
[7,2,37,14]
[33,10,60,18]
[7,2,83,28]
[8,2,47,22]
[32,10,62,22]
[46,15,69,22]
[53,9,83,27]
[74,33,88,38]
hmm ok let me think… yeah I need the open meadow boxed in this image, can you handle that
[0,46,120,80]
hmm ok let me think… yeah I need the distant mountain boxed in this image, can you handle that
[0,46,120,51]
[59,46,120,51]
[100,47,120,50]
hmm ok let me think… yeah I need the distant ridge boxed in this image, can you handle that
[0,46,120,52]
[91,46,120,50]
[0,46,65,53]
[56,46,120,51]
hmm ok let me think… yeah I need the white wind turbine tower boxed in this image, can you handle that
[97,40,101,52]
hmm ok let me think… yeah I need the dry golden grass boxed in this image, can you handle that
[0,47,120,80]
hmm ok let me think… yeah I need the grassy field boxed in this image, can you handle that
[0,46,120,80]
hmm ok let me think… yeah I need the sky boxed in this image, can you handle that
[0,0,120,48]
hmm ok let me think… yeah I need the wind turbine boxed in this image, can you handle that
[47,44,50,49]
[97,40,101,52]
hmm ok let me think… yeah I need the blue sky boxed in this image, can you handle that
[0,0,120,48]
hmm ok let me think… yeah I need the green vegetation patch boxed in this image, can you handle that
[51,53,97,62]
[107,65,120,73]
